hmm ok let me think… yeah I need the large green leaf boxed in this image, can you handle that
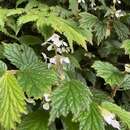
[0,72,26,130]
[0,60,7,76]
[40,15,88,49]
[113,21,129,40]
[18,9,90,50]
[79,12,98,29]
[102,102,130,128]
[78,102,105,130]
[17,62,57,98]
[49,80,92,122]
[3,43,38,68]
[18,110,49,130]
[92,61,124,87]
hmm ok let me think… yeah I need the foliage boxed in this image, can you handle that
[0,0,130,130]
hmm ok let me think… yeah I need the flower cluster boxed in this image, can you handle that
[42,33,70,68]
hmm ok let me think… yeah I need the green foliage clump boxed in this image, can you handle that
[0,0,130,130]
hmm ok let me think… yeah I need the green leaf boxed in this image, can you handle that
[92,89,114,104]
[121,39,130,55]
[0,8,8,32]
[17,9,39,26]
[44,15,88,50]
[80,12,98,29]
[102,102,130,129]
[17,62,57,98]
[18,110,49,130]
[0,60,7,76]
[113,21,129,40]
[78,102,105,130]
[92,61,124,87]
[0,72,26,130]
[0,8,24,34]
[69,0,78,14]
[3,43,38,68]
[36,19,54,40]
[18,35,43,45]
[18,10,89,50]
[119,74,130,90]
[94,21,107,44]
[50,80,92,122]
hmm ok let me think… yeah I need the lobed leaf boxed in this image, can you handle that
[50,80,92,122]
[0,72,26,129]
[92,61,124,87]
[78,102,105,130]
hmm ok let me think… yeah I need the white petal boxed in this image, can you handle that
[54,40,63,47]
[47,44,53,51]
[62,57,70,64]
[101,108,121,130]
[63,41,68,47]
[111,120,121,130]
[56,48,62,54]
[43,103,50,110]
[26,98,35,105]
[44,93,51,102]
[50,57,56,64]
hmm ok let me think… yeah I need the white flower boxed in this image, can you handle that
[60,57,70,64]
[56,48,62,54]
[42,52,48,62]
[25,98,36,105]
[115,10,126,18]
[43,103,50,110]
[43,93,51,102]
[78,0,85,3]
[50,57,56,64]
[101,108,121,130]
[125,64,130,73]
[47,44,53,51]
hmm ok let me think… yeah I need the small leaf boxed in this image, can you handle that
[92,61,124,87]
[94,21,107,44]
[119,74,130,90]
[18,110,49,130]
[78,102,105,130]
[69,0,78,14]
[113,21,129,40]
[80,12,98,29]
[50,80,92,122]
[0,72,26,129]
[121,39,130,55]
[0,60,7,76]
[102,102,130,129]
[17,62,57,98]
[3,43,38,68]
